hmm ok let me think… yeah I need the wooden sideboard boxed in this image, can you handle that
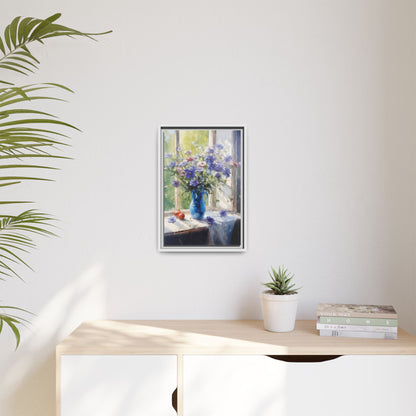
[56,320,416,416]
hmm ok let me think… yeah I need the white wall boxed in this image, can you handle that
[0,1,415,415]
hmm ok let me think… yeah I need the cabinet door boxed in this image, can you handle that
[61,355,177,416]
[183,355,286,416]
[183,355,416,416]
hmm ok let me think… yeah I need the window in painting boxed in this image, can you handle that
[163,129,242,215]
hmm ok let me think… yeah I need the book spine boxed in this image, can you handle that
[316,323,398,333]
[317,311,397,319]
[319,316,398,327]
[319,330,398,339]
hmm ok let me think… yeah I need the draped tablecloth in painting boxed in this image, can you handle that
[164,212,239,246]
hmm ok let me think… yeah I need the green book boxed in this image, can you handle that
[319,316,398,327]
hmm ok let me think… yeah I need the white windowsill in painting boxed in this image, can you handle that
[164,211,241,235]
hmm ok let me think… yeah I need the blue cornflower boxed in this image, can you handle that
[205,155,215,164]
[165,152,172,158]
[213,163,223,172]
[171,180,180,188]
[179,160,189,167]
[215,144,224,150]
[223,167,231,178]
[185,168,195,179]
[177,147,182,151]
[190,179,199,187]
[220,209,227,217]
[215,173,222,179]
[168,216,176,223]
[185,150,192,156]
[205,147,215,154]
[206,216,215,225]
[224,155,232,162]
[168,161,176,168]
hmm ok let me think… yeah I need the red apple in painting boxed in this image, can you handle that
[178,212,185,220]
[174,210,181,217]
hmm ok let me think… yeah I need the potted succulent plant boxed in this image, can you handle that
[261,266,300,332]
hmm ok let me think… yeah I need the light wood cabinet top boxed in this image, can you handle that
[56,320,416,356]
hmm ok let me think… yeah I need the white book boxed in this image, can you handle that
[316,323,398,333]
[319,330,397,339]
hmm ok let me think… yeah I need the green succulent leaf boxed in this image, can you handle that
[262,265,301,295]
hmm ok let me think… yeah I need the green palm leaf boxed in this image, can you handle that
[0,83,76,178]
[0,13,111,82]
[0,305,33,348]
[0,210,56,280]
[0,13,110,348]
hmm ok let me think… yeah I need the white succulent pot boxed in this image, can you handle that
[261,291,299,332]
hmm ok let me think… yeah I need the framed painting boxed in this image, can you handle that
[159,126,246,252]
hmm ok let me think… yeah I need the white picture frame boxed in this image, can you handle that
[158,126,246,252]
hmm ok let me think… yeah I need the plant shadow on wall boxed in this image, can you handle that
[0,14,111,348]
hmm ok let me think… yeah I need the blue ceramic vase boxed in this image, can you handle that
[189,190,208,219]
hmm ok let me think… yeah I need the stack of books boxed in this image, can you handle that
[317,303,398,339]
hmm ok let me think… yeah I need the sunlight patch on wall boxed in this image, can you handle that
[0,263,107,416]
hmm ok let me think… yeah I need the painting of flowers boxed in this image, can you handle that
[159,127,245,251]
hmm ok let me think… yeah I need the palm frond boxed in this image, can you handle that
[0,14,110,349]
[0,210,56,280]
[0,83,75,185]
[0,305,33,349]
[0,14,111,82]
